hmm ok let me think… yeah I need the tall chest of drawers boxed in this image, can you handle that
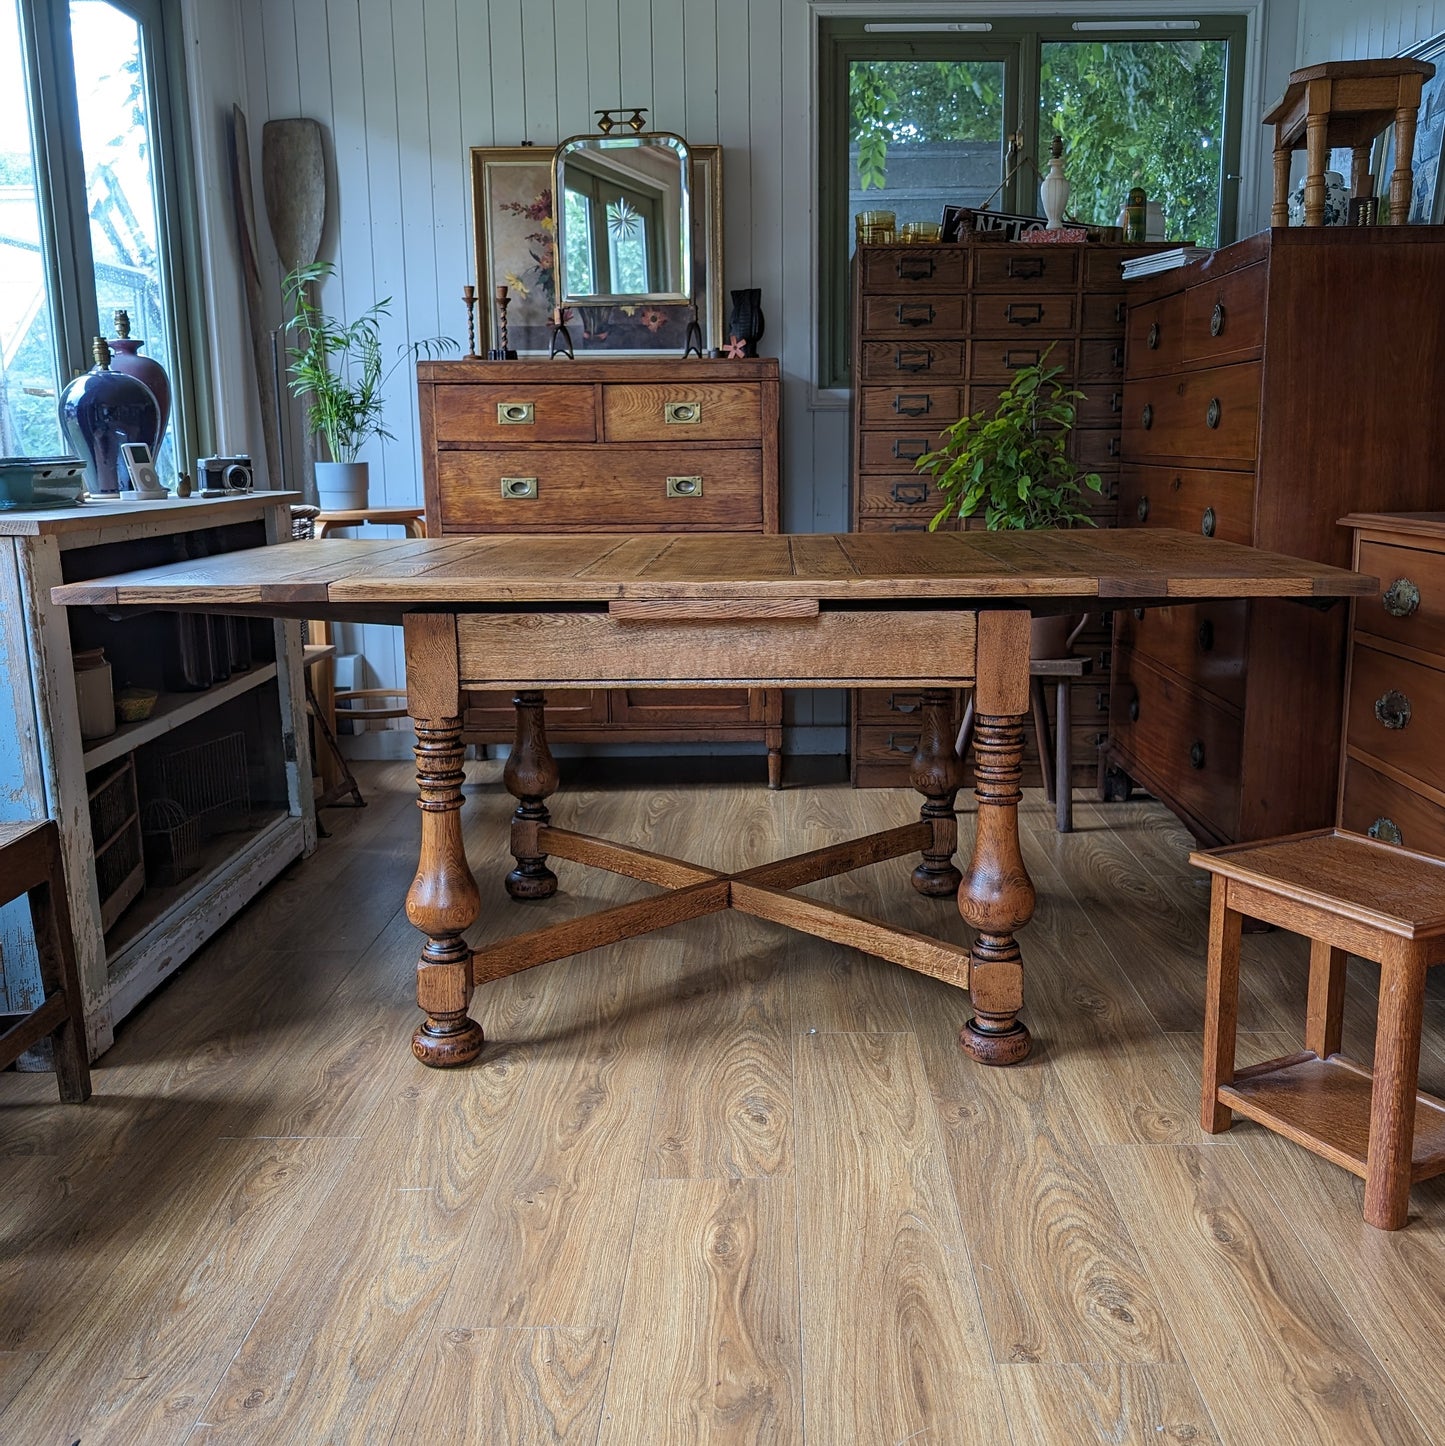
[1338,513,1445,854]
[418,357,783,784]
[848,240,1162,788]
[1109,229,1445,844]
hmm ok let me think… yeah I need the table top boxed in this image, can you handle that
[51,529,1375,624]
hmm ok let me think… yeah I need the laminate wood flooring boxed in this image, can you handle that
[3,762,1442,1444]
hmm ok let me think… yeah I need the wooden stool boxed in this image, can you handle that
[958,656,1091,832]
[313,507,425,540]
[1264,59,1436,226]
[1193,828,1445,1229]
[0,821,92,1102]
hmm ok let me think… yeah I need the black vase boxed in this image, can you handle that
[728,289,765,357]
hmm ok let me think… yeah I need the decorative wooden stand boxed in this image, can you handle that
[1264,59,1436,225]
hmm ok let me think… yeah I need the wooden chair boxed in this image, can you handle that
[0,820,92,1102]
[1193,828,1445,1229]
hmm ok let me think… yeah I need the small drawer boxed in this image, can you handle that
[1081,292,1129,335]
[1075,382,1126,427]
[1345,643,1445,790]
[436,447,763,531]
[1339,758,1445,857]
[861,294,966,336]
[1184,262,1266,363]
[1121,362,1261,464]
[859,432,941,470]
[612,686,758,728]
[855,686,962,725]
[971,247,1079,291]
[860,340,965,380]
[1354,539,1445,657]
[1077,337,1128,379]
[431,384,597,443]
[857,385,963,430]
[602,382,760,442]
[1116,463,1255,545]
[1124,292,1184,378]
[969,293,1077,336]
[853,721,931,764]
[1114,600,1248,709]
[1110,646,1242,840]
[861,247,966,292]
[854,515,936,533]
[1072,428,1124,469]
[854,472,948,519]
[970,340,1075,383]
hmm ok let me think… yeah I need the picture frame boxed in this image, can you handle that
[1372,32,1445,223]
[470,143,723,355]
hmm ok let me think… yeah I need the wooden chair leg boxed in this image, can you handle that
[1305,940,1346,1058]
[955,693,975,758]
[1031,677,1055,805]
[29,824,91,1102]
[1201,878,1243,1133]
[1363,938,1427,1230]
[1054,677,1072,833]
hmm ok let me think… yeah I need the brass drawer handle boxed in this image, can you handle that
[1210,302,1226,337]
[891,481,928,505]
[1128,696,1140,722]
[1006,302,1044,327]
[1189,740,1206,770]
[896,303,936,327]
[1206,397,1222,429]
[1147,322,1161,350]
[1136,496,1150,522]
[894,347,933,373]
[896,256,935,281]
[887,692,922,714]
[1197,620,1215,651]
[500,476,538,499]
[1368,816,1404,845]
[1110,390,1122,415]
[1383,578,1420,618]
[1141,403,1153,431]
[887,731,921,753]
[666,475,703,497]
[1107,436,1121,458]
[893,393,932,417]
[1114,300,1127,324]
[1008,257,1045,279]
[1004,348,1042,370]
[1201,506,1217,538]
[1374,689,1411,730]
[892,438,928,462]
[1132,607,1146,621]
[665,401,701,424]
[497,401,534,425]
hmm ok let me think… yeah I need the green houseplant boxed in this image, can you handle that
[915,345,1103,655]
[282,261,456,507]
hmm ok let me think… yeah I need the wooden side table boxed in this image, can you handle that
[1264,59,1436,225]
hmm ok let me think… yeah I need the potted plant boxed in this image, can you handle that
[282,261,456,509]
[915,345,1103,657]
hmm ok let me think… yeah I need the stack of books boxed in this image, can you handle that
[1120,246,1214,279]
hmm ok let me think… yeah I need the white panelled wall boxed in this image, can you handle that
[178,0,1437,757]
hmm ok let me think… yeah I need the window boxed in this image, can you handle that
[4,0,196,484]
[819,16,1247,388]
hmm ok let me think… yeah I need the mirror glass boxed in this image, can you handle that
[554,134,692,306]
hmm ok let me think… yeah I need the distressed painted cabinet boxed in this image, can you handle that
[0,494,315,1058]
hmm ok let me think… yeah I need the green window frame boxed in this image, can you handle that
[818,14,1248,390]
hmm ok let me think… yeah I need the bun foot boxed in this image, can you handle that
[912,862,962,897]
[506,863,558,900]
[960,1017,1031,1065]
[412,1014,485,1068]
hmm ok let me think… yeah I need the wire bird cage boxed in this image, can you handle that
[139,731,252,886]
[141,796,201,887]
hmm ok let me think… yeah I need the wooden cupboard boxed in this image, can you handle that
[417,357,783,785]
[1109,228,1445,844]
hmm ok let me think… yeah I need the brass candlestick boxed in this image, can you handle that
[462,285,478,357]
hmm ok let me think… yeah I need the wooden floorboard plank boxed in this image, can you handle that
[599,1178,802,1444]
[793,1030,1009,1444]
[0,1353,44,1416]
[995,1362,1222,1445]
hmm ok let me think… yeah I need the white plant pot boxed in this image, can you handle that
[315,461,369,511]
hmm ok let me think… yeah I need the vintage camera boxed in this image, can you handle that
[196,455,254,496]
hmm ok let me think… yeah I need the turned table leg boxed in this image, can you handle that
[958,611,1035,1065]
[404,614,484,1067]
[910,687,963,896]
[505,690,560,899]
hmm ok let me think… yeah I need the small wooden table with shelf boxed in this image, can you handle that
[53,528,1370,1074]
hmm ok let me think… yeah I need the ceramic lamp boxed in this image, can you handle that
[107,309,171,450]
[59,337,161,496]
[1040,134,1070,231]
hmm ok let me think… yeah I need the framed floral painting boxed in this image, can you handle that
[469,143,723,355]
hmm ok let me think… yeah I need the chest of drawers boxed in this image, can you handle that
[848,240,1163,788]
[418,357,783,783]
[1338,513,1445,855]
[1110,229,1445,844]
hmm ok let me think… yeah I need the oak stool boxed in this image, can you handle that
[1193,828,1445,1229]
[0,820,92,1102]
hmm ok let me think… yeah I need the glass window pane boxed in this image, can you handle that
[0,0,65,459]
[564,189,595,294]
[69,0,177,483]
[607,197,649,293]
[848,58,1007,239]
[1041,40,1229,246]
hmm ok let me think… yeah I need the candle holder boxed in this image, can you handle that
[488,284,517,361]
[549,307,575,360]
[462,285,478,358]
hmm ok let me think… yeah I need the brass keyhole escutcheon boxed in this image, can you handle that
[1147,322,1160,350]
[1197,620,1215,650]
[1201,507,1217,537]
[1132,607,1146,621]
[1189,740,1206,769]
[1206,397,1222,428]
[665,401,701,424]
[1383,578,1420,618]
[1210,302,1226,336]
[666,475,703,497]
[1136,496,1150,522]
[500,476,538,499]
[497,401,535,425]
[1368,817,1404,845]
[1141,403,1153,431]
[1128,697,1140,723]
[1374,689,1411,730]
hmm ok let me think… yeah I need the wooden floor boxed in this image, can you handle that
[4,760,1444,1445]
